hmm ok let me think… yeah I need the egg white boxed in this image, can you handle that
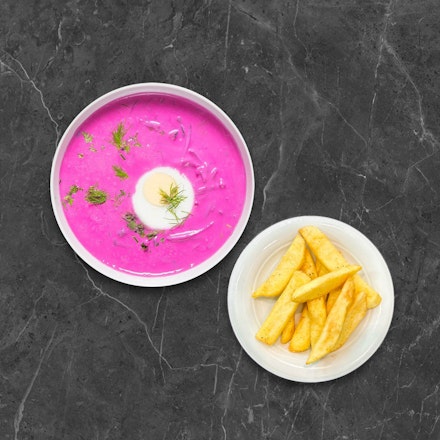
[132,167,195,230]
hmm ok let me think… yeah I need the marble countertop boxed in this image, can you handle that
[1,1,439,439]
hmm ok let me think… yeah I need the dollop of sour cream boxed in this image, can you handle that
[132,166,195,230]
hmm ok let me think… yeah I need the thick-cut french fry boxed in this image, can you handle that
[255,271,310,345]
[301,248,326,346]
[332,290,368,352]
[315,259,328,277]
[299,225,381,308]
[308,296,327,347]
[353,275,381,308]
[289,304,311,352]
[252,234,306,298]
[280,316,295,344]
[300,248,318,280]
[326,287,341,314]
[306,278,355,364]
[291,265,361,303]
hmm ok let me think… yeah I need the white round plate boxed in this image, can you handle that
[50,83,254,287]
[227,216,394,382]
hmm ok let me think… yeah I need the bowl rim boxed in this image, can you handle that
[50,82,255,287]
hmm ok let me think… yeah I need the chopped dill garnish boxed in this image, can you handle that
[69,184,81,194]
[112,165,129,180]
[112,123,125,148]
[130,134,142,148]
[123,212,139,231]
[123,212,145,237]
[123,213,162,250]
[63,184,82,206]
[112,122,130,152]
[82,131,93,143]
[159,183,187,224]
[141,243,149,252]
[85,186,107,205]
[113,189,127,207]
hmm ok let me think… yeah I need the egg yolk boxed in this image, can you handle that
[142,172,176,206]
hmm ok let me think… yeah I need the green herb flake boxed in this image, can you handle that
[63,185,82,206]
[85,186,107,205]
[113,165,129,180]
[141,243,149,252]
[135,223,145,236]
[133,135,142,147]
[123,213,144,236]
[113,189,127,207]
[123,213,163,247]
[112,122,130,152]
[82,131,94,143]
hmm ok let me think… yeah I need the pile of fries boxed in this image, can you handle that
[252,225,382,364]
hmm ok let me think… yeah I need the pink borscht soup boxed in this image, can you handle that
[58,93,248,277]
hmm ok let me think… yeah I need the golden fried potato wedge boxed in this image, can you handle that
[280,316,295,344]
[289,304,311,352]
[252,234,306,298]
[255,271,310,345]
[306,278,355,364]
[352,276,381,309]
[308,296,327,347]
[315,259,328,277]
[301,248,326,346]
[326,287,341,314]
[291,265,361,303]
[299,225,381,308]
[332,290,368,352]
[300,248,318,280]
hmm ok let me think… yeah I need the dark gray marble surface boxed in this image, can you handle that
[1,0,440,439]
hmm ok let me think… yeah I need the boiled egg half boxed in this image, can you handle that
[132,166,195,230]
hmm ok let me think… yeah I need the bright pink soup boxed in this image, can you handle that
[59,93,247,277]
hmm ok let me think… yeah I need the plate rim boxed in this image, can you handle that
[227,215,394,382]
[50,82,255,287]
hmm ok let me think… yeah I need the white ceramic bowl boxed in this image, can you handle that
[50,83,254,287]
